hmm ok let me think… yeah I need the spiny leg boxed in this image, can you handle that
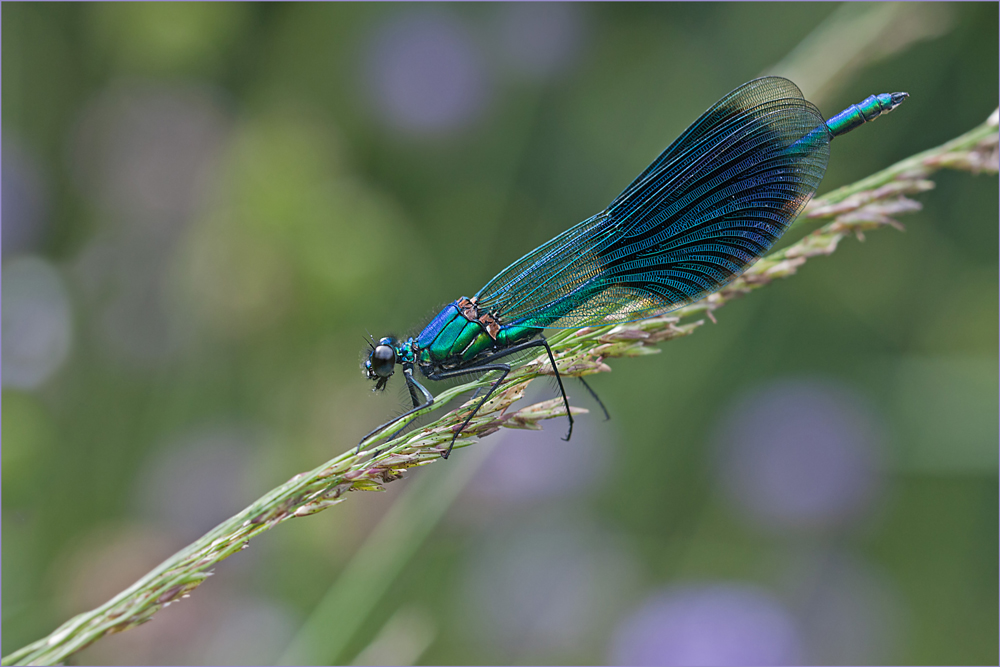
[357,367,434,453]
[427,364,511,459]
[356,398,432,453]
[469,336,575,443]
[360,337,575,459]
[528,336,574,442]
[405,367,433,409]
[382,367,438,443]
[578,376,611,421]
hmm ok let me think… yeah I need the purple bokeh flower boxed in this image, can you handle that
[2,257,73,389]
[2,139,49,257]
[462,518,637,657]
[712,377,884,530]
[363,13,489,135]
[609,583,802,666]
[464,415,612,509]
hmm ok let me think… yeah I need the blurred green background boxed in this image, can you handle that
[3,2,997,665]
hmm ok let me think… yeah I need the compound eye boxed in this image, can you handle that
[371,345,396,377]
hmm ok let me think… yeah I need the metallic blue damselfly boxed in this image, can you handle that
[362,77,908,458]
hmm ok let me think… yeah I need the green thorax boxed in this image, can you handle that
[414,299,539,369]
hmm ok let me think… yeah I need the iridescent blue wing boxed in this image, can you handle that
[474,77,831,329]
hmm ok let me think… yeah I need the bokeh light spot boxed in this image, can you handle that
[712,377,884,530]
[609,583,802,666]
[2,257,73,390]
[466,416,612,508]
[364,12,489,135]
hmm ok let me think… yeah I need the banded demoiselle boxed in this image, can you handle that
[362,77,907,458]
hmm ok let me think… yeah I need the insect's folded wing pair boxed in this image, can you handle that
[475,76,832,330]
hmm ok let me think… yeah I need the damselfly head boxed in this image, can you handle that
[364,336,397,391]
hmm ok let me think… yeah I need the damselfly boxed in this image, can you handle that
[362,77,907,458]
